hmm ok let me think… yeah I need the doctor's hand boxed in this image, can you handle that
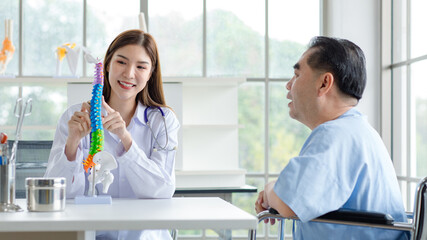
[65,101,92,161]
[102,98,132,151]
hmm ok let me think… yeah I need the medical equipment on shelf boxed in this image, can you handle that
[0,19,15,74]
[55,43,96,77]
[144,106,176,152]
[56,43,78,76]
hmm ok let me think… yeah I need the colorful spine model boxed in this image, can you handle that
[83,62,104,173]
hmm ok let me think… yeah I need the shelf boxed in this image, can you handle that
[168,77,245,86]
[182,124,242,129]
[1,125,55,130]
[3,75,246,187]
[0,76,87,83]
[0,76,246,86]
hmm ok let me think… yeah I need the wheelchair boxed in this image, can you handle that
[254,176,427,240]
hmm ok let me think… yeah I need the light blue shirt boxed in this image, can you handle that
[274,108,408,240]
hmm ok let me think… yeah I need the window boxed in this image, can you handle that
[151,2,319,239]
[242,1,318,238]
[206,0,265,77]
[2,1,320,239]
[385,0,427,210]
[86,0,140,76]
[149,0,203,77]
[23,0,83,76]
[0,0,140,141]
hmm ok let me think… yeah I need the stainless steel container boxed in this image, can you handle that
[26,177,66,212]
[0,143,22,212]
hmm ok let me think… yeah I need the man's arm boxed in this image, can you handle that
[255,180,296,218]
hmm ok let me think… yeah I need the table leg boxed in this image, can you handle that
[214,229,231,240]
[171,229,178,240]
[77,231,95,240]
[248,229,256,240]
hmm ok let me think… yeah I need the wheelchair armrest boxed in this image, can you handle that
[269,208,394,225]
[319,209,394,225]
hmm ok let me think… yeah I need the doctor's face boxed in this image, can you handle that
[286,49,320,126]
[107,44,152,103]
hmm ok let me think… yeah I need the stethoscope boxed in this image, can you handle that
[144,106,176,152]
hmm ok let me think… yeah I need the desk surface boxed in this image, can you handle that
[0,198,257,232]
[175,184,257,194]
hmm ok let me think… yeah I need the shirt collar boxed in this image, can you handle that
[338,107,362,119]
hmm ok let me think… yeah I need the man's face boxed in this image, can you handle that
[286,49,320,125]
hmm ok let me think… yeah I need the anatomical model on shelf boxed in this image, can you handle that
[0,19,15,74]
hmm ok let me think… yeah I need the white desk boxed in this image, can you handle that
[0,197,258,240]
[174,185,258,202]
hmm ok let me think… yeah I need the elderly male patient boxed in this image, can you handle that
[255,36,408,240]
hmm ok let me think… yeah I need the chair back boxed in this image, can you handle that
[412,177,427,240]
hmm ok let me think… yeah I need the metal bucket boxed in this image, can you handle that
[26,177,66,212]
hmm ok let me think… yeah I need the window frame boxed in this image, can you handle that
[5,1,322,238]
[382,0,427,210]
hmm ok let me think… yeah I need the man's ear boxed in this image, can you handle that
[318,72,334,97]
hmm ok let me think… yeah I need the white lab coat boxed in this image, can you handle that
[45,102,180,240]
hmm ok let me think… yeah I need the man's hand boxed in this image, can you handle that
[255,181,277,225]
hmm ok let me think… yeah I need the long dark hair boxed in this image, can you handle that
[102,29,166,107]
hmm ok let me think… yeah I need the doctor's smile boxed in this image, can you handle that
[118,80,136,89]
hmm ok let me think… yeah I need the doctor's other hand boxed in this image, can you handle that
[255,189,276,225]
[102,98,132,151]
[65,101,92,161]
[68,101,91,143]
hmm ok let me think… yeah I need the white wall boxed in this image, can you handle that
[324,0,381,131]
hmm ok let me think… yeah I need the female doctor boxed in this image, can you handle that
[44,29,180,240]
